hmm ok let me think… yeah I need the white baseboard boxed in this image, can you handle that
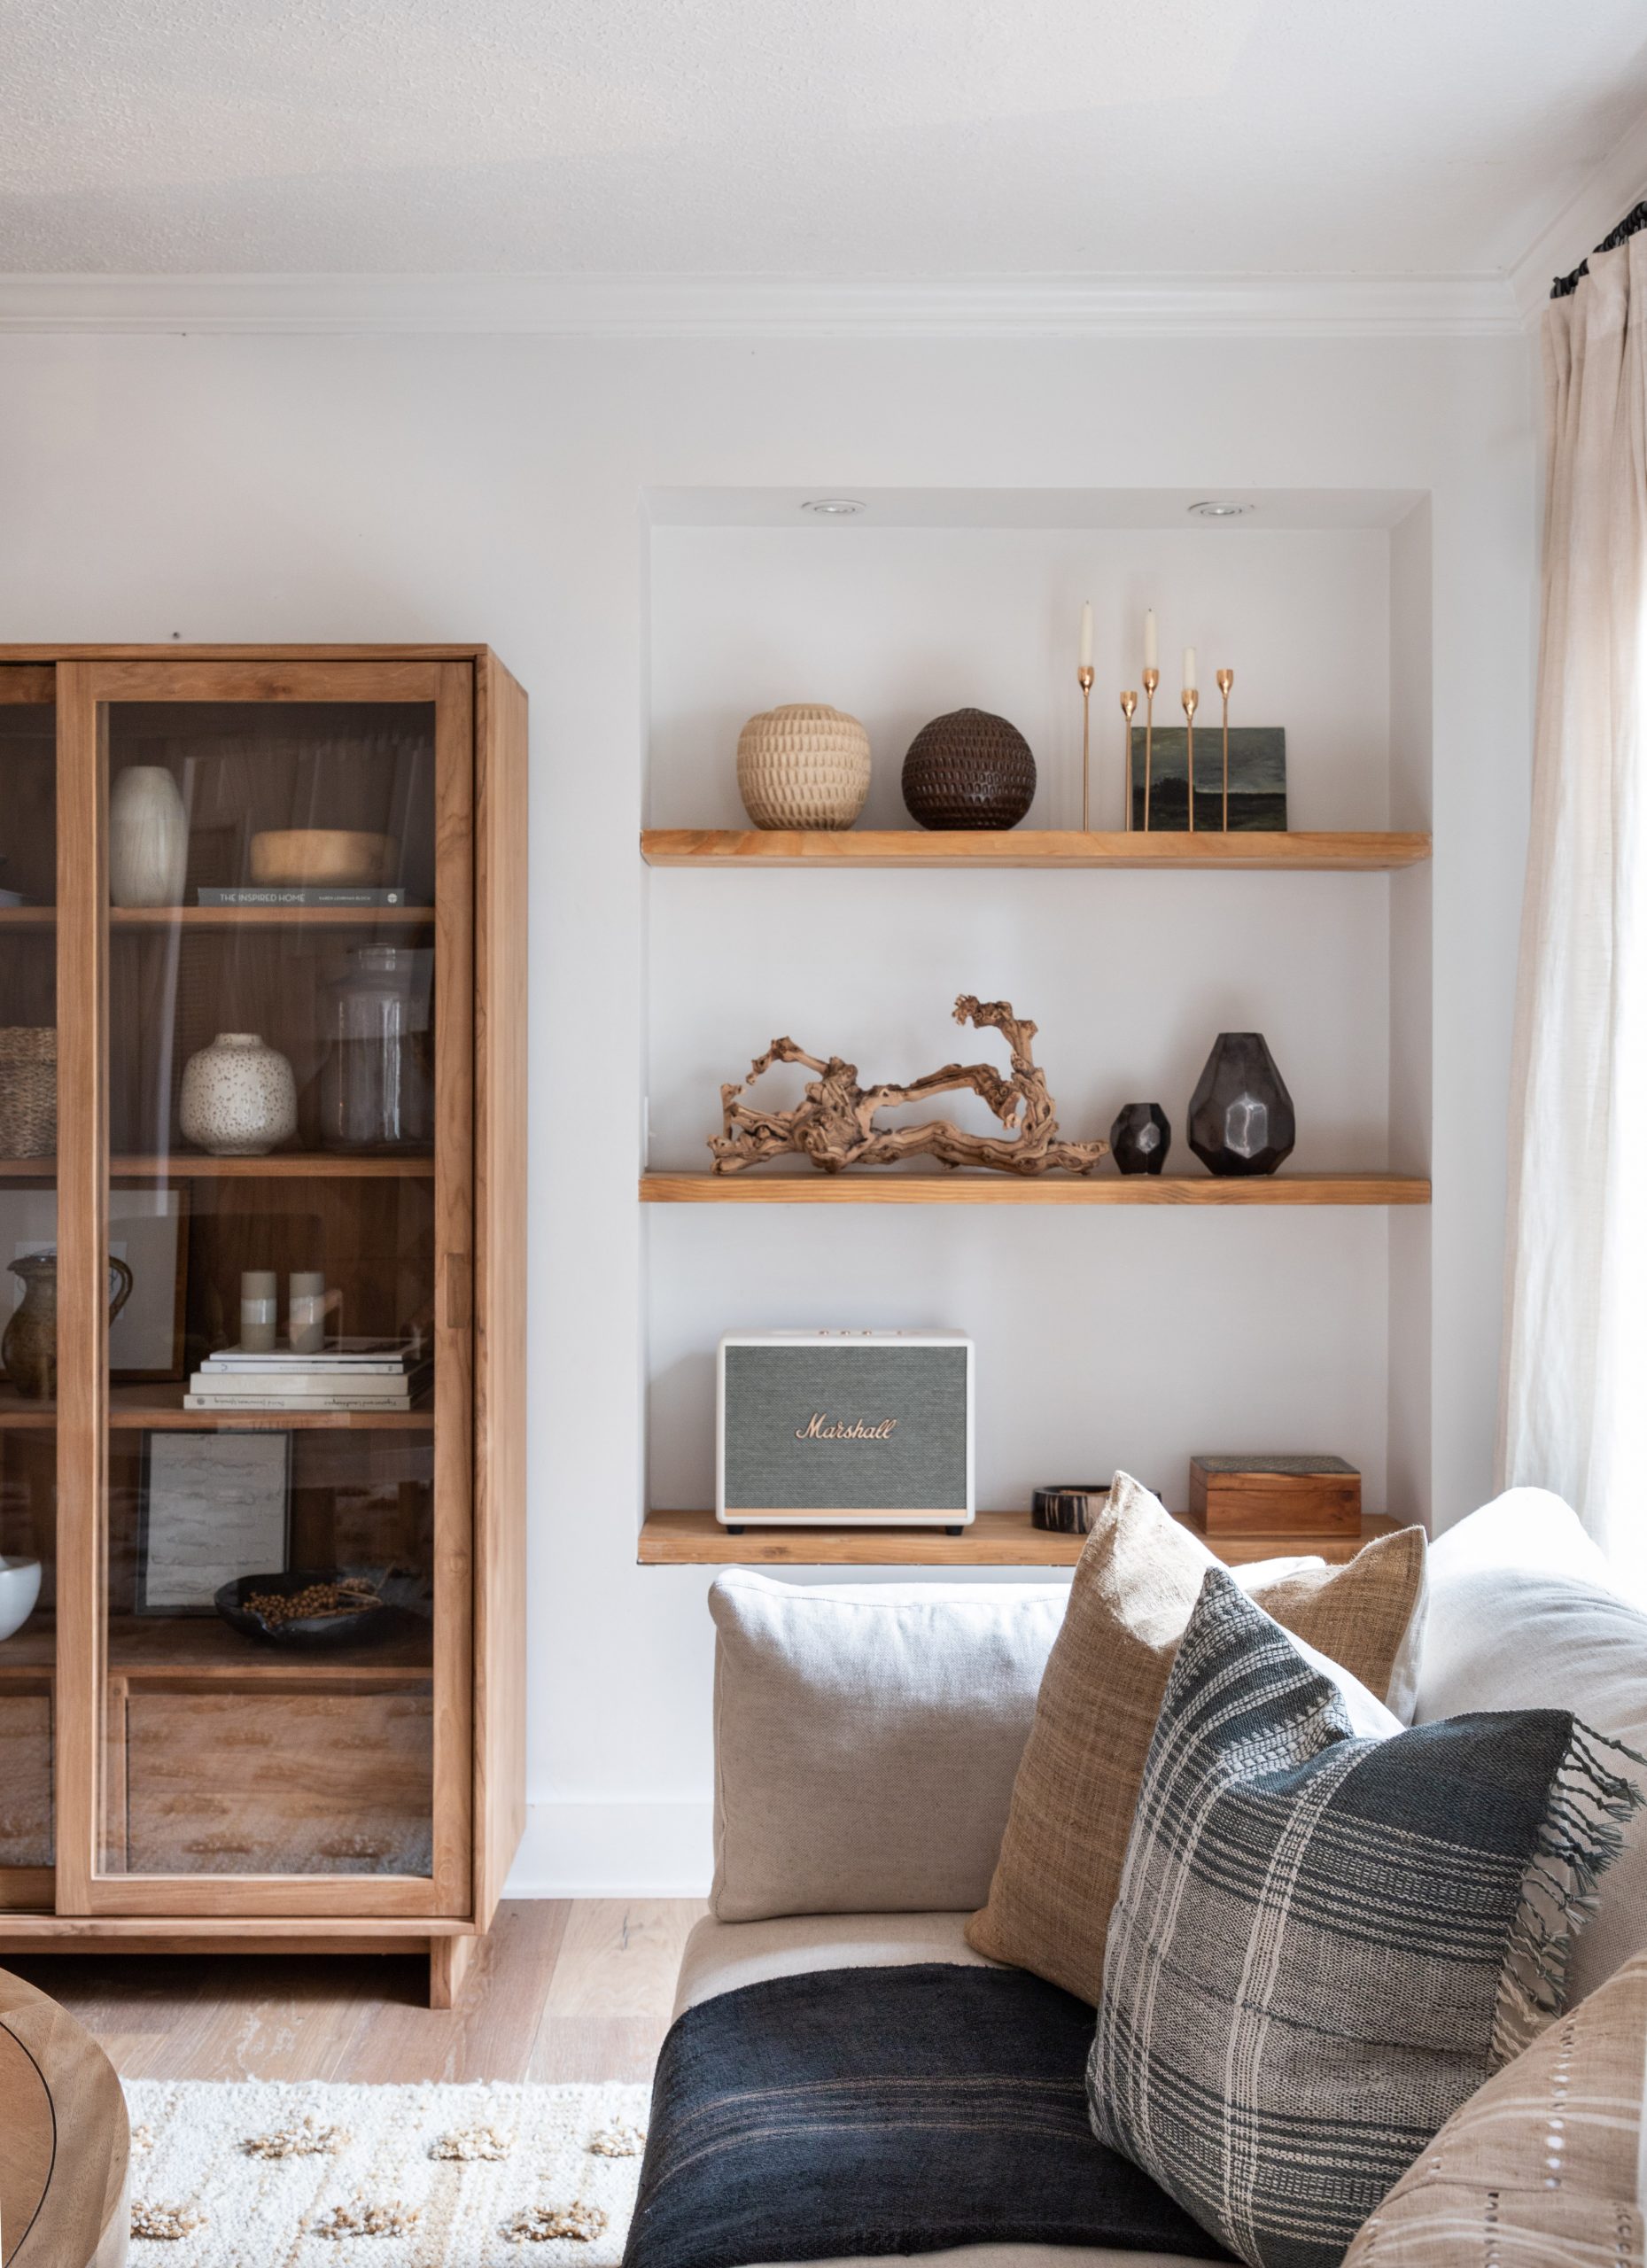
[503,1800,713,1898]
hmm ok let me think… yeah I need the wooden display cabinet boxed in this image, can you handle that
[0,648,527,2006]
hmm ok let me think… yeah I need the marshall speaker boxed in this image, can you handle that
[717,1331,975,1529]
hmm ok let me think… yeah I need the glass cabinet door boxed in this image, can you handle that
[0,667,58,1910]
[58,661,472,1918]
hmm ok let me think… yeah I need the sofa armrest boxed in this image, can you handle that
[709,1571,1068,1922]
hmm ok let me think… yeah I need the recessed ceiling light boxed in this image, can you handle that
[1187,500,1253,519]
[802,498,866,516]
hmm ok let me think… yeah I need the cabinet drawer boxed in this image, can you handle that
[121,1686,432,1877]
[0,1690,51,1869]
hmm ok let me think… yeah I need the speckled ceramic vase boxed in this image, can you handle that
[108,765,188,907]
[736,704,872,829]
[179,1032,298,1157]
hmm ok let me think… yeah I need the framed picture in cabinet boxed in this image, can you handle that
[136,1430,291,1616]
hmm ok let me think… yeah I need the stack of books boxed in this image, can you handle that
[185,1338,432,1413]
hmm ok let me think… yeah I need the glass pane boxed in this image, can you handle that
[98,699,439,1880]
[0,679,57,1885]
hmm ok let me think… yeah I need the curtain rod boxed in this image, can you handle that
[1552,198,1647,299]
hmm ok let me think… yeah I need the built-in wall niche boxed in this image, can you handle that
[644,486,1428,835]
[638,486,1434,1539]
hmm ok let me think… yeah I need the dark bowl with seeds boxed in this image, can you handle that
[214,1567,423,1650]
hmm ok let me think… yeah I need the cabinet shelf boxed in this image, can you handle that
[0,1386,435,1435]
[0,1155,435,1180]
[639,1508,1403,1568]
[0,1618,431,1679]
[641,1170,1430,1207]
[641,828,1432,871]
[111,905,434,929]
[0,905,435,928]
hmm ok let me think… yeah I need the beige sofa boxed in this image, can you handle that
[667,1490,1647,2268]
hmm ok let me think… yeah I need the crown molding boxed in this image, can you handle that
[1511,108,1647,325]
[0,268,1522,339]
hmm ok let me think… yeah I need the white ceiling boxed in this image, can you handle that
[2,0,1643,283]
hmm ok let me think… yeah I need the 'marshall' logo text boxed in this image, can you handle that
[795,1413,898,1441]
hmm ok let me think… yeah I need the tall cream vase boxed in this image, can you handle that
[108,765,188,907]
[736,705,871,829]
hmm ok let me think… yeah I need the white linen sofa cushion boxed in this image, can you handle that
[1417,1486,1647,2000]
[709,1573,1071,1921]
[709,1559,1342,1923]
[674,1908,998,2018]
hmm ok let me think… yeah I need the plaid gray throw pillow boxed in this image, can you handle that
[1088,1566,1644,2268]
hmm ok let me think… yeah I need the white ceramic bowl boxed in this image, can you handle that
[0,1557,42,1642]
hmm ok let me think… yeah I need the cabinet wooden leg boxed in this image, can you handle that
[428,1933,478,2009]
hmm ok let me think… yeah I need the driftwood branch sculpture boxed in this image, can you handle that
[710,995,1109,1177]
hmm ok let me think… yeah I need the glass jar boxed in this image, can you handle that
[318,946,433,1152]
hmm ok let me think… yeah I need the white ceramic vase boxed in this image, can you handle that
[108,765,188,908]
[179,1032,298,1156]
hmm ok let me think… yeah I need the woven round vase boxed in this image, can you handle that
[736,704,871,830]
[901,708,1036,829]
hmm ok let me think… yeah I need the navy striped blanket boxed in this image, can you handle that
[623,1961,1231,2268]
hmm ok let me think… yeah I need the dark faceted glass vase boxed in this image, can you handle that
[1186,1032,1295,1177]
[1109,1102,1170,1175]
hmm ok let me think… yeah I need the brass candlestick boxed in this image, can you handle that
[1078,664,1095,831]
[1181,685,1200,831]
[1119,690,1138,830]
[1216,668,1233,832]
[1141,668,1160,830]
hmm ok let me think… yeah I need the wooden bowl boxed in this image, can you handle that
[248,829,399,887]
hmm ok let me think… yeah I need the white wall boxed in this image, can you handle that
[0,328,1535,1890]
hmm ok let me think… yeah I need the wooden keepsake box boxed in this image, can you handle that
[1188,1454,1361,1535]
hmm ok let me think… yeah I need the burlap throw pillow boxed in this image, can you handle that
[966,1471,1426,2005]
[1343,1949,1647,2265]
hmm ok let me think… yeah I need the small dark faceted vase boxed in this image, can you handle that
[901,708,1037,830]
[1187,1032,1295,1177]
[1110,1101,1170,1175]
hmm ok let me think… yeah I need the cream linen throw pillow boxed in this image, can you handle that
[1343,1950,1647,2265]
[966,1472,1427,2006]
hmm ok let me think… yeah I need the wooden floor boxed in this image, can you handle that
[3,1900,706,2085]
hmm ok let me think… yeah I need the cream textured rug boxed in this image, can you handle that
[124,2080,651,2264]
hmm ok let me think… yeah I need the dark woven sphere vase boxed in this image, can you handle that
[901,707,1037,829]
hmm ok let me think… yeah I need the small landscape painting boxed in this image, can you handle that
[1128,726,1286,833]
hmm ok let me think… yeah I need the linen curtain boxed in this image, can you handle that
[1500,230,1647,1598]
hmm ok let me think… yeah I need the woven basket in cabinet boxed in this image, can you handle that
[736,704,872,830]
[0,1027,56,1158]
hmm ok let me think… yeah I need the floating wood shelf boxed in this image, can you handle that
[639,1508,1403,1568]
[641,1170,1430,1207]
[641,828,1432,872]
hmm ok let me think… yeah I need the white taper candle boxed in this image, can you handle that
[1079,601,1093,671]
[1144,610,1158,671]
